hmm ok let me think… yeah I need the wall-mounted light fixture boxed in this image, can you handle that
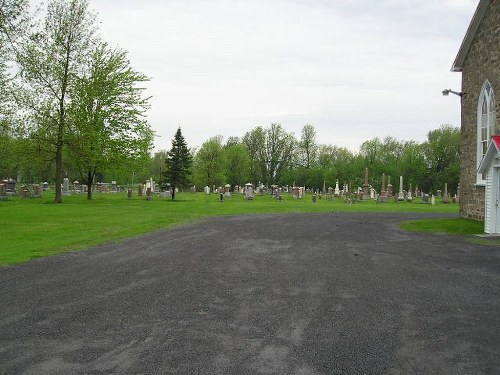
[442,89,465,97]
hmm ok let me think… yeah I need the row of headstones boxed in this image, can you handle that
[62,178,122,195]
[0,180,50,199]
[321,174,460,203]
[204,184,307,201]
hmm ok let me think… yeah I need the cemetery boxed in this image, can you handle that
[0,168,461,268]
[0,167,460,208]
[2,0,499,373]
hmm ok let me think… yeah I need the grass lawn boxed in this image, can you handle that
[0,191,460,266]
[399,218,484,235]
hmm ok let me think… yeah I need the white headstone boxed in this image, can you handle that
[244,183,254,200]
[63,178,70,195]
[398,176,405,201]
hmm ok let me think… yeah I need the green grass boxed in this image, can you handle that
[400,218,484,235]
[469,238,500,247]
[0,192,458,266]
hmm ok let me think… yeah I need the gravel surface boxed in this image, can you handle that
[1,212,499,374]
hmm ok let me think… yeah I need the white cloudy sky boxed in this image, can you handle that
[86,0,478,152]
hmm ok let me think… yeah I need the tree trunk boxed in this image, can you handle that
[87,170,93,200]
[171,185,175,200]
[54,136,63,203]
[54,34,71,203]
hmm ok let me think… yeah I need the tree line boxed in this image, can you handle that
[158,123,460,196]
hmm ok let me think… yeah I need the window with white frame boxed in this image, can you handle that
[477,81,496,183]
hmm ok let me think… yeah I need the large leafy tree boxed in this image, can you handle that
[15,0,98,203]
[223,141,250,187]
[66,43,153,199]
[242,123,296,186]
[242,126,266,185]
[193,135,225,189]
[424,124,460,194]
[299,124,317,169]
[264,123,296,185]
[164,127,192,200]
[399,140,427,191]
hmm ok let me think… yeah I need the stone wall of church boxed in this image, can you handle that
[459,0,500,221]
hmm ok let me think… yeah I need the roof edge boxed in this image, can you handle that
[478,136,500,173]
[451,0,490,72]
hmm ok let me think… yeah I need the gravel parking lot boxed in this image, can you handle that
[1,212,499,374]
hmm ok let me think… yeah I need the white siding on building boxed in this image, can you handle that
[485,169,493,233]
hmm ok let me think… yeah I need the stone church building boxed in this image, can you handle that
[452,0,499,228]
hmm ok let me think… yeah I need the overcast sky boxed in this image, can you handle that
[86,0,478,152]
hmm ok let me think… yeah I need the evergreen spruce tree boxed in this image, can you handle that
[164,127,192,200]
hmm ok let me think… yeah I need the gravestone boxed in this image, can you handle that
[6,179,16,195]
[397,176,405,201]
[407,183,413,202]
[431,195,436,205]
[436,190,442,199]
[127,188,133,199]
[387,176,393,198]
[159,190,170,198]
[422,194,429,204]
[292,186,304,199]
[33,184,42,198]
[138,183,143,196]
[63,178,70,196]
[146,187,152,201]
[363,168,370,200]
[442,183,449,204]
[204,185,210,195]
[20,185,29,198]
[271,185,278,197]
[0,182,7,200]
[379,174,387,203]
[244,183,254,200]
[334,179,340,196]
[224,184,231,198]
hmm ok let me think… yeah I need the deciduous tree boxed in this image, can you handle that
[193,135,225,189]
[66,43,153,199]
[299,124,317,168]
[15,0,98,203]
[223,142,250,187]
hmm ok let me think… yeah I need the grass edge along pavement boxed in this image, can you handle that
[399,217,485,235]
[1,191,459,267]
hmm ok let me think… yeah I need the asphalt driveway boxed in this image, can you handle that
[1,212,499,374]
